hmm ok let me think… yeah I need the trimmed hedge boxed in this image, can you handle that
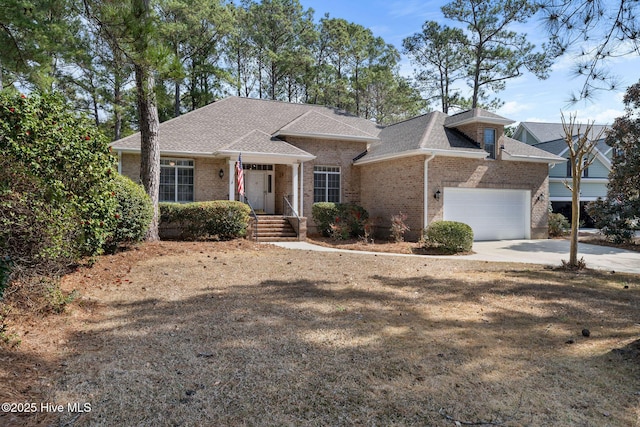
[422,221,474,254]
[160,201,250,240]
[312,202,369,238]
[103,174,154,252]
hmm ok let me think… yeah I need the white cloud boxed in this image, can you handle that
[498,101,533,116]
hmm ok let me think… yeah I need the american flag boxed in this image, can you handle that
[236,153,245,197]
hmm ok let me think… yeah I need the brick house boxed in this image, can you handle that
[112,96,564,241]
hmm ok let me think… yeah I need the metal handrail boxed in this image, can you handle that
[283,196,300,240]
[244,197,259,241]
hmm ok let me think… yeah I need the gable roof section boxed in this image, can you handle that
[217,130,315,163]
[519,122,609,145]
[356,111,488,164]
[445,108,514,127]
[111,96,381,156]
[500,136,566,164]
[273,110,379,142]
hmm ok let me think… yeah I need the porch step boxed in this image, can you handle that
[253,216,298,242]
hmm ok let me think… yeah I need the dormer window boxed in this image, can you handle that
[484,128,496,159]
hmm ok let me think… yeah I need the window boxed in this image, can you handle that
[566,159,589,178]
[484,128,496,159]
[314,166,340,203]
[160,159,194,202]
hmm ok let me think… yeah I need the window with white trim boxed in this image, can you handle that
[484,128,496,159]
[314,166,340,203]
[160,158,194,202]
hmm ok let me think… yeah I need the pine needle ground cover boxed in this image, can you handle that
[1,241,639,426]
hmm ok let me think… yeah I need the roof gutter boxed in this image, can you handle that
[353,148,487,165]
[501,151,566,164]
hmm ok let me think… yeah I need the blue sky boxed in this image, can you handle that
[300,0,640,125]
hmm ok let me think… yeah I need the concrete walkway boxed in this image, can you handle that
[269,240,640,274]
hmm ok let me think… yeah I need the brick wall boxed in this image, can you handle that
[359,155,549,241]
[119,153,228,202]
[360,156,425,241]
[283,136,368,234]
[428,156,549,239]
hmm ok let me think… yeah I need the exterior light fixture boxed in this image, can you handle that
[537,192,545,202]
[219,168,224,179]
[434,190,441,201]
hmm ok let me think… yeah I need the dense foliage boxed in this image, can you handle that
[422,221,474,254]
[404,0,551,111]
[1,0,425,134]
[311,202,369,239]
[160,201,250,240]
[104,174,154,252]
[586,80,640,243]
[0,91,117,274]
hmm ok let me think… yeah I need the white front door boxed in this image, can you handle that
[245,170,275,214]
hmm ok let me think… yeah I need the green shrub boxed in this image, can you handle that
[103,174,154,252]
[548,212,570,237]
[0,91,117,276]
[587,198,637,244]
[160,201,250,240]
[422,221,474,254]
[312,202,369,238]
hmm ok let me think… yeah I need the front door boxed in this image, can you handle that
[245,170,275,214]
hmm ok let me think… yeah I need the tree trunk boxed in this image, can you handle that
[569,163,580,266]
[114,80,122,141]
[135,64,160,241]
[174,80,180,118]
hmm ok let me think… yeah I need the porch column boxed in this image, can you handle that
[228,159,235,201]
[299,162,304,217]
[291,163,299,216]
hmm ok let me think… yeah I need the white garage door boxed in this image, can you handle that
[443,188,531,241]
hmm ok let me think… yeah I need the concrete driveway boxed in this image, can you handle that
[270,240,640,274]
[467,240,640,274]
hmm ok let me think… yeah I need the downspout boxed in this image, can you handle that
[423,153,436,231]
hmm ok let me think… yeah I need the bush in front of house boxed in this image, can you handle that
[160,201,250,240]
[103,174,154,252]
[548,212,570,237]
[422,221,474,254]
[312,202,369,238]
[0,91,117,278]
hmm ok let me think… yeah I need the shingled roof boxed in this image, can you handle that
[112,96,382,158]
[358,111,487,163]
[518,122,611,155]
[111,97,564,164]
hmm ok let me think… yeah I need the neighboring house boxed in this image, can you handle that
[513,122,612,226]
[112,96,564,241]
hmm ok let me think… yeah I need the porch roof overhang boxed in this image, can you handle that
[217,129,316,164]
[216,149,315,165]
[353,148,488,165]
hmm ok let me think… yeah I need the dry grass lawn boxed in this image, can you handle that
[1,240,639,426]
